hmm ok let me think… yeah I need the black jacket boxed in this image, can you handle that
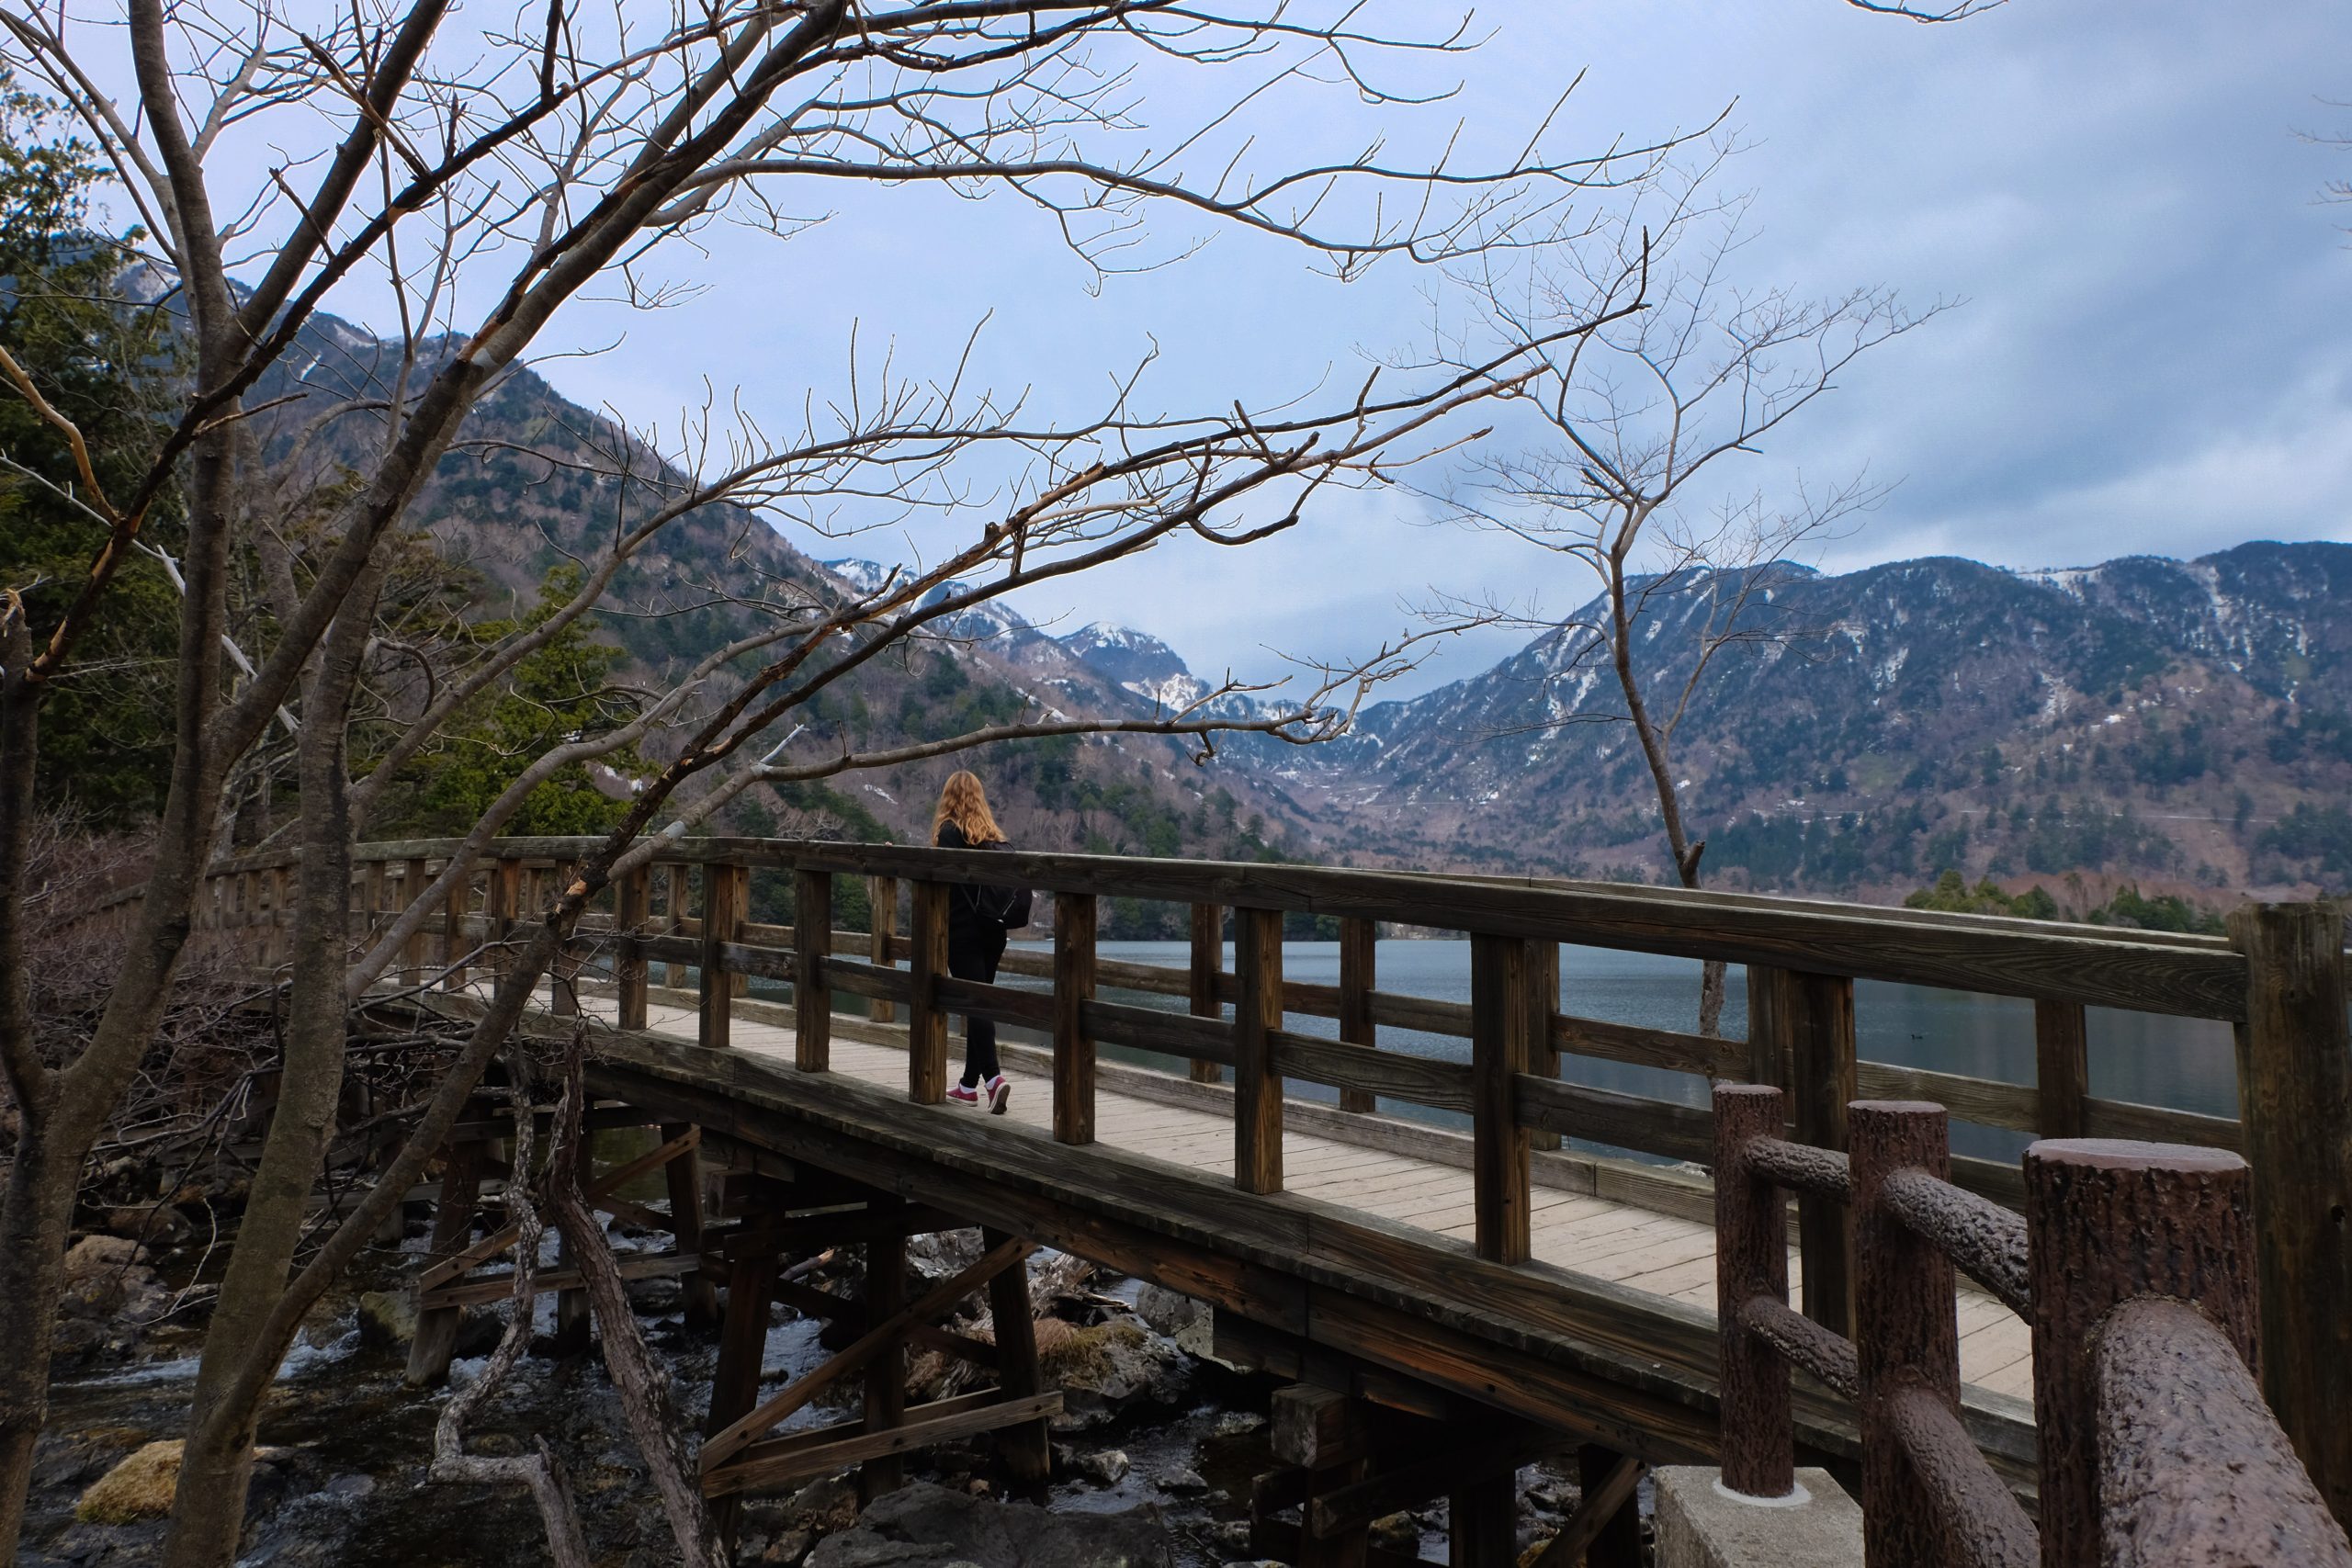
[936,820,1021,948]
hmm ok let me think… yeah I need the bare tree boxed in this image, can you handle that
[0,3,1674,1560]
[1435,151,1933,1035]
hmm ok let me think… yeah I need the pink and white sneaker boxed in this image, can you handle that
[947,1082,981,1106]
[985,1075,1011,1115]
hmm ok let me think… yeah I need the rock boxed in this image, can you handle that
[1035,1319,1188,1429]
[104,1205,191,1246]
[1131,1286,1216,1360]
[356,1290,418,1348]
[786,1473,864,1534]
[806,1481,1174,1568]
[1369,1513,1420,1554]
[1074,1449,1130,1486]
[763,1527,816,1564]
[62,1234,145,1278]
[1211,1411,1264,1438]
[1209,1520,1252,1555]
[1155,1466,1208,1495]
[75,1440,182,1524]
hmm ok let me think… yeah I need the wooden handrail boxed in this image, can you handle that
[267,833,2245,1017]
[1715,1090,2352,1566]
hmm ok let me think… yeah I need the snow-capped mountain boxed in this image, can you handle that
[1289,542,2352,894]
[1062,622,1222,711]
[818,562,1261,719]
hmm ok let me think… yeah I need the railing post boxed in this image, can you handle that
[662,865,687,990]
[868,874,897,1025]
[401,857,429,988]
[700,861,746,1050]
[1850,1100,1958,1564]
[1530,941,1562,1153]
[616,866,651,1031]
[1751,964,1857,1337]
[488,857,522,978]
[1055,892,1097,1145]
[548,860,580,1020]
[441,865,469,989]
[2034,999,2089,1138]
[2227,899,2352,1529]
[1469,933,1534,1265]
[363,856,387,951]
[1713,1082,1793,1499]
[1337,916,1376,1114]
[2024,1137,2255,1568]
[908,880,949,1104]
[1190,901,1224,1084]
[794,868,831,1073]
[1233,906,1284,1194]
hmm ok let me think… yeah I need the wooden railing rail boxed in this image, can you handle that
[156,836,2350,1523]
[1714,1084,2352,1567]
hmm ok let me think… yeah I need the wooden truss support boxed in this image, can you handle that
[685,1195,1062,1512]
[1526,1450,1644,1568]
[418,1127,699,1293]
[406,1131,487,1386]
[662,1121,719,1326]
[707,1390,1066,1499]
[982,1225,1052,1483]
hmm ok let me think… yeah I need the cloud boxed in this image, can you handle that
[302,0,2346,695]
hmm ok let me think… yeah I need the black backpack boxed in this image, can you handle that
[974,882,1035,931]
[942,824,1034,930]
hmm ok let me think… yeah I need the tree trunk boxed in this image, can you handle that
[0,1113,78,1561]
[1604,551,1726,1038]
[163,578,379,1568]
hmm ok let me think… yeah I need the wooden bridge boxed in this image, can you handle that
[187,836,2352,1566]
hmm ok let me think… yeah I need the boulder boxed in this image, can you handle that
[807,1482,1173,1568]
[1131,1286,1216,1360]
[786,1473,865,1534]
[75,1440,183,1525]
[104,1205,192,1246]
[356,1291,418,1348]
[1035,1319,1188,1429]
[1073,1449,1130,1486]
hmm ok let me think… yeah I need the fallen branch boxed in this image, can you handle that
[548,1027,729,1568]
[427,1041,593,1568]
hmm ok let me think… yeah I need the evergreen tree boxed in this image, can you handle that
[0,71,183,821]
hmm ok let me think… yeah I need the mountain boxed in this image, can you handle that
[224,289,2352,904]
[1283,543,2352,898]
[227,308,1313,886]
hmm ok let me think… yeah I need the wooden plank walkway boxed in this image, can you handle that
[585,991,2036,1403]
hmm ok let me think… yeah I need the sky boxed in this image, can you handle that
[97,0,2352,702]
[546,0,2352,699]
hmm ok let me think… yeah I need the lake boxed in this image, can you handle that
[982,939,2243,1165]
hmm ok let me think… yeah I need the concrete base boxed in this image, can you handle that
[1654,1467,1864,1568]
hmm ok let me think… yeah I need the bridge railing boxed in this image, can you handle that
[1713,1084,2352,1567]
[160,834,2350,1526]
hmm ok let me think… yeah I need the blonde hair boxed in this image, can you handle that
[933,770,1006,844]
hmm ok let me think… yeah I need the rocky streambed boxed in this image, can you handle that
[21,1217,1630,1566]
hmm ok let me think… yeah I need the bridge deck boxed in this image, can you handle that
[585,990,2034,1403]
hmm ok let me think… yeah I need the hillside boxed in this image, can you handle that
[243,306,1317,890]
[231,298,2352,907]
[1282,544,2352,899]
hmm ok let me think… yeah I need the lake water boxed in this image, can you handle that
[986,939,2242,1165]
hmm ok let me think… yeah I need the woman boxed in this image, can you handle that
[934,770,1019,1112]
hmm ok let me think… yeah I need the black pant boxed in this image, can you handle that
[949,925,1007,1086]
